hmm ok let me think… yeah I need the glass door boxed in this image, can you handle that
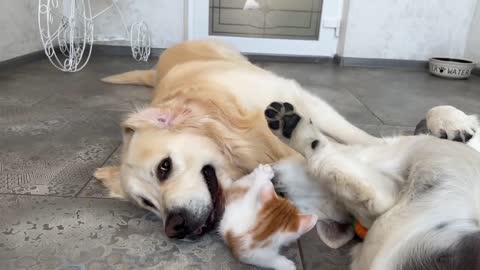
[187,0,342,56]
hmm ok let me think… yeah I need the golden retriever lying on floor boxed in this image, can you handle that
[95,40,478,241]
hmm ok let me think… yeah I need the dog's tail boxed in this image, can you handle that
[101,69,156,87]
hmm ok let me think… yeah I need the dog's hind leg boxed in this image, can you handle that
[425,106,479,143]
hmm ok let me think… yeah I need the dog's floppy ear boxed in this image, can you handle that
[94,166,126,198]
[97,107,192,199]
[316,219,354,249]
[121,106,191,145]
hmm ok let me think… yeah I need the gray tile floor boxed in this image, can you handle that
[1,56,479,270]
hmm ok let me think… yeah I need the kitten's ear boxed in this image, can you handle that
[298,214,318,234]
[258,181,276,203]
[316,219,354,249]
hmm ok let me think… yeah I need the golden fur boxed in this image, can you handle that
[95,40,296,199]
[95,39,379,240]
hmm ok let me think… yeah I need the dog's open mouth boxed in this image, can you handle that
[195,164,224,237]
[193,207,219,236]
[184,203,222,240]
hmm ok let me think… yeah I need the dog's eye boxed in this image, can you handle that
[141,197,156,209]
[156,157,172,181]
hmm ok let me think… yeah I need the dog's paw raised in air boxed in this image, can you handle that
[264,102,324,157]
[426,106,478,143]
[265,102,302,139]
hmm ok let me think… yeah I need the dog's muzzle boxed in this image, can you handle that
[164,207,218,239]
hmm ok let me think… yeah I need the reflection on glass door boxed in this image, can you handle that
[188,0,341,56]
[209,0,323,40]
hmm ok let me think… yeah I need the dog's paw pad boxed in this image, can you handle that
[268,119,280,130]
[311,140,320,150]
[265,102,301,139]
[269,102,283,112]
[463,130,474,142]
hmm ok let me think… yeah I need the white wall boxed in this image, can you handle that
[92,0,186,48]
[0,0,185,62]
[340,0,478,61]
[0,1,43,62]
[466,1,480,66]
[2,0,477,64]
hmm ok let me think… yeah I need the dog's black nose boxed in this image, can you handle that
[165,212,186,239]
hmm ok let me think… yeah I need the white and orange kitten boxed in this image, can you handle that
[220,164,318,270]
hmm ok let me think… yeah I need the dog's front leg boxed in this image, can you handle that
[265,102,398,227]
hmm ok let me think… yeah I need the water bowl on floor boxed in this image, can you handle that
[429,57,475,79]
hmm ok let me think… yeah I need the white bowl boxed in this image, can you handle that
[429,57,475,79]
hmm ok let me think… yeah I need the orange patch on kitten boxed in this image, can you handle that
[251,191,300,242]
[220,164,317,270]
[225,230,242,258]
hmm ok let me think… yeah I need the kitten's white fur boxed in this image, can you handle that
[220,164,316,270]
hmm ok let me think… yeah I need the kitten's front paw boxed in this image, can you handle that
[253,164,275,181]
[426,105,478,143]
[274,257,296,270]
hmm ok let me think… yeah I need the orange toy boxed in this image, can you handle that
[354,220,368,240]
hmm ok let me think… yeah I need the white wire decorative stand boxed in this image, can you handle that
[38,0,151,72]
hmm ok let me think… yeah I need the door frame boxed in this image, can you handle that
[186,0,342,57]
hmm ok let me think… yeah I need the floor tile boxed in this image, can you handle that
[263,62,480,126]
[338,70,433,126]
[78,148,121,199]
[342,70,480,126]
[0,104,120,196]
[0,56,153,197]
[305,85,382,125]
[356,124,414,138]
[2,55,480,270]
[298,230,358,270]
[262,62,341,88]
[0,194,302,270]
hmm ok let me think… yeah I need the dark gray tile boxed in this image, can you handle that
[0,105,120,196]
[305,85,382,125]
[3,55,479,270]
[5,56,155,77]
[356,124,414,138]
[0,71,62,107]
[338,69,480,126]
[0,56,152,111]
[0,57,153,197]
[0,194,302,270]
[298,229,357,270]
[262,62,480,126]
[262,62,341,88]
[0,80,125,197]
[78,148,121,198]
[262,63,383,125]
